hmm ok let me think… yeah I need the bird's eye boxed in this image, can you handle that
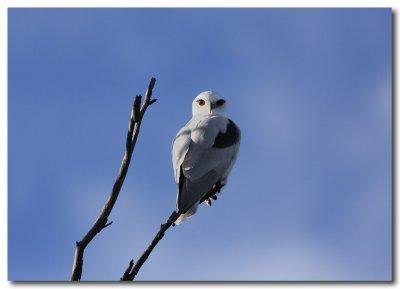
[216,99,226,106]
[197,99,205,106]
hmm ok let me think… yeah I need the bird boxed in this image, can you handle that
[171,91,241,225]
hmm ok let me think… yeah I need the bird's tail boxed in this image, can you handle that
[174,203,199,225]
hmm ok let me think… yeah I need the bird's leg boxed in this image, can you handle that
[201,182,225,206]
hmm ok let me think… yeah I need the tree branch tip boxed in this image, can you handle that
[149,77,157,87]
[134,95,142,105]
[103,221,113,228]
[149,98,158,105]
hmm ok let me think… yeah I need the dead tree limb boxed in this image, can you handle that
[71,77,157,281]
[121,211,180,281]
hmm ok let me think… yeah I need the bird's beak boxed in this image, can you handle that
[210,102,217,113]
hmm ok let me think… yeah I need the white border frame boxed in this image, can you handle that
[1,1,397,288]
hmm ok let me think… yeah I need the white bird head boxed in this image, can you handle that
[192,91,227,117]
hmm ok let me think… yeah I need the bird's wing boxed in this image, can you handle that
[172,116,240,213]
[171,123,192,183]
[177,169,221,214]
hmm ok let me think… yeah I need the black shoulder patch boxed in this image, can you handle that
[213,119,240,148]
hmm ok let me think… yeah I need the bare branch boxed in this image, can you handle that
[121,211,180,281]
[71,77,157,281]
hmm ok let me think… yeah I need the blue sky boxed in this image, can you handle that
[8,8,392,281]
